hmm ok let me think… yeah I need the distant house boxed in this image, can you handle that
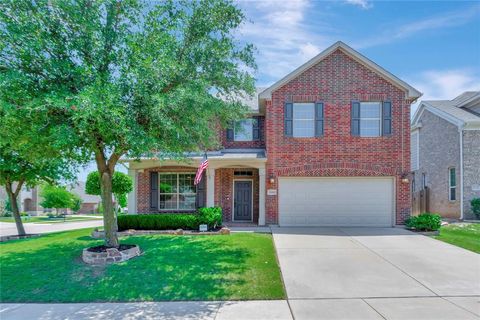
[68,181,102,214]
[411,91,480,219]
[0,181,101,215]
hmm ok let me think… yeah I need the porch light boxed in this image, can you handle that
[269,176,275,184]
[400,173,409,184]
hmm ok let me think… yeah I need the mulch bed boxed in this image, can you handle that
[86,244,137,253]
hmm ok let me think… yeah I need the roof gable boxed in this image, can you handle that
[259,41,422,101]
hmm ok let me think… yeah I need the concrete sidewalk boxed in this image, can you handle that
[2,297,479,319]
[0,220,103,237]
[0,301,293,320]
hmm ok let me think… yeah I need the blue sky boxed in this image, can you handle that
[78,0,480,181]
[237,0,480,102]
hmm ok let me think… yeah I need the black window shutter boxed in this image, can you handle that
[315,102,324,137]
[351,101,360,136]
[382,101,392,136]
[195,172,206,209]
[150,172,158,211]
[226,122,234,141]
[284,103,293,136]
[252,117,260,141]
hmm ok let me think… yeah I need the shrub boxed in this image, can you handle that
[405,213,441,231]
[197,207,222,229]
[471,198,480,218]
[117,214,199,231]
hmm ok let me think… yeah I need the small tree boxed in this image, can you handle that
[85,171,132,214]
[71,194,83,213]
[40,185,78,215]
[0,107,79,234]
[117,193,127,211]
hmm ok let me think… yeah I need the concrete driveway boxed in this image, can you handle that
[272,227,480,320]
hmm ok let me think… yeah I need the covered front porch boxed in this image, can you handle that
[125,149,267,226]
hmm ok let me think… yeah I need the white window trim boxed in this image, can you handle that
[234,119,254,141]
[448,167,456,202]
[292,103,315,138]
[159,172,197,211]
[359,102,382,137]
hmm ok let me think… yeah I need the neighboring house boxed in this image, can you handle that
[411,91,480,219]
[123,41,422,227]
[68,181,102,214]
[1,181,102,215]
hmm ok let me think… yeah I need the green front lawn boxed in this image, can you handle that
[0,228,285,302]
[434,223,480,253]
[0,216,101,224]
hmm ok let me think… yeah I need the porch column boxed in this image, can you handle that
[127,168,137,214]
[206,168,215,207]
[258,168,266,226]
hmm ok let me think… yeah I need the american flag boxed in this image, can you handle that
[194,153,208,185]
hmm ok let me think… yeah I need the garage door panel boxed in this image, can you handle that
[279,177,394,227]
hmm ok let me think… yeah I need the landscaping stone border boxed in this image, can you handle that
[82,245,141,265]
[91,227,230,239]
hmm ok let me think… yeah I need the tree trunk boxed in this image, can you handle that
[5,182,26,236]
[99,169,119,248]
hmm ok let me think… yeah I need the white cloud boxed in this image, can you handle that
[408,69,480,115]
[237,0,332,84]
[357,4,480,48]
[344,0,372,10]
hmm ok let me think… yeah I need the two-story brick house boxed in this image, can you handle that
[123,41,422,226]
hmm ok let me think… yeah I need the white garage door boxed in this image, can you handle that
[278,177,394,227]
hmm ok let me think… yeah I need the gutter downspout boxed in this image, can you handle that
[459,125,464,220]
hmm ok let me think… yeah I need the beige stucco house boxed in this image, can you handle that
[411,91,480,219]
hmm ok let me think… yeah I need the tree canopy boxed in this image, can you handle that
[85,171,132,197]
[0,0,256,246]
[40,184,80,214]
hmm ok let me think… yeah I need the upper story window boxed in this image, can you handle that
[351,101,392,137]
[360,102,381,137]
[284,102,324,137]
[292,103,315,137]
[449,167,456,201]
[234,119,255,141]
[227,118,260,142]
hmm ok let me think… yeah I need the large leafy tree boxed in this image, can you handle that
[0,0,256,247]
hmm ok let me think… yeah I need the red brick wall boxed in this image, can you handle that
[265,49,412,225]
[220,116,266,149]
[214,168,259,223]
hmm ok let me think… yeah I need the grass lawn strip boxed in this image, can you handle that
[434,223,480,253]
[0,228,285,302]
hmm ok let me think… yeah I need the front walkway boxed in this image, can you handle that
[0,220,103,237]
[272,227,480,319]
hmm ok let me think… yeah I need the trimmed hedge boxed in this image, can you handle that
[405,213,441,231]
[117,207,223,231]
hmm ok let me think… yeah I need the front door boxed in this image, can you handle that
[234,181,252,221]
